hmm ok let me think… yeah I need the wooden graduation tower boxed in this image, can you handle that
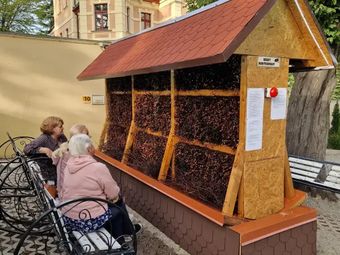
[79,0,334,253]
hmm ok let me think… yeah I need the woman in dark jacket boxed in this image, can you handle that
[24,116,67,187]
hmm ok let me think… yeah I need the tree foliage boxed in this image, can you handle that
[308,1,340,100]
[0,0,53,34]
[328,101,340,149]
[186,0,216,12]
[308,0,340,46]
[330,101,340,134]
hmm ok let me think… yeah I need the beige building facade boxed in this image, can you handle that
[52,0,187,40]
[0,33,106,151]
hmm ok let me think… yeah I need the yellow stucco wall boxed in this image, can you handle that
[0,33,106,151]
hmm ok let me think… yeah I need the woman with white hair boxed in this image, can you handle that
[52,123,90,197]
[61,134,140,238]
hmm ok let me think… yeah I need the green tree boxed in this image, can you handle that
[35,0,54,34]
[186,0,215,12]
[0,0,53,34]
[330,101,340,134]
[287,0,339,159]
[328,101,340,149]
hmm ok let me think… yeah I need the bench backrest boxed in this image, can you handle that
[289,156,340,193]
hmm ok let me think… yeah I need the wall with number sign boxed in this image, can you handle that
[0,33,106,151]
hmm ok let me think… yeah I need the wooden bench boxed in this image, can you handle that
[18,159,137,255]
[289,155,340,193]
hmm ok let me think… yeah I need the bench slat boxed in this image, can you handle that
[97,227,121,249]
[325,176,340,185]
[290,168,318,179]
[324,181,340,190]
[328,170,340,178]
[289,157,323,168]
[292,173,340,189]
[87,232,109,250]
[331,165,340,172]
[291,174,316,183]
[289,162,321,174]
[72,231,96,252]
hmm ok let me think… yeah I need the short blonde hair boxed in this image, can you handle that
[69,124,89,137]
[68,134,93,156]
[40,116,64,135]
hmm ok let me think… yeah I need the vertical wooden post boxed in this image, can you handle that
[98,79,110,150]
[222,56,247,217]
[241,56,289,219]
[284,147,295,198]
[122,76,136,163]
[158,70,176,181]
[222,145,244,216]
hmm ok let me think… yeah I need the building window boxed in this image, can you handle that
[141,12,151,30]
[95,4,108,31]
[126,7,130,32]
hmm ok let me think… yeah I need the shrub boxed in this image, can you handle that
[328,101,340,149]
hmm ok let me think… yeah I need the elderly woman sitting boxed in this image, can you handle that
[60,134,140,239]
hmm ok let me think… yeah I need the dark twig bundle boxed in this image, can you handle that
[134,71,170,91]
[102,124,129,160]
[135,95,171,134]
[107,76,132,91]
[176,96,239,148]
[166,143,234,209]
[175,55,241,90]
[108,94,132,128]
[127,132,167,178]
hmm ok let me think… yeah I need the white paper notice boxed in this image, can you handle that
[271,88,287,120]
[246,88,265,151]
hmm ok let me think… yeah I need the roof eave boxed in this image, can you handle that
[78,54,226,81]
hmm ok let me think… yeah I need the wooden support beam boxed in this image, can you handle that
[122,76,136,164]
[222,144,244,217]
[175,136,236,155]
[241,56,289,219]
[177,89,240,97]
[110,91,132,95]
[238,176,245,218]
[98,79,110,150]
[284,147,295,198]
[135,90,171,96]
[158,70,176,181]
[135,127,168,139]
[223,56,248,217]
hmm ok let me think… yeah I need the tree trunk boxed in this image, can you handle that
[286,69,336,160]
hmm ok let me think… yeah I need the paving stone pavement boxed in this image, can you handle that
[304,194,340,255]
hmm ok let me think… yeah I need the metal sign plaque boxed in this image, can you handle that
[257,57,280,68]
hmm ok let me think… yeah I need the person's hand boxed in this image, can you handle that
[39,147,53,157]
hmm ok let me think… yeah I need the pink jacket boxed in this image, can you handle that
[52,146,70,196]
[60,155,120,219]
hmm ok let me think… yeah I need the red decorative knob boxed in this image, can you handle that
[270,87,278,97]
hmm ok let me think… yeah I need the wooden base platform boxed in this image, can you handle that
[96,151,317,255]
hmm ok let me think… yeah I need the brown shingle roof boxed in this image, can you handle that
[78,0,276,80]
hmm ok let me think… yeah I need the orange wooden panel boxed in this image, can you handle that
[231,206,316,245]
